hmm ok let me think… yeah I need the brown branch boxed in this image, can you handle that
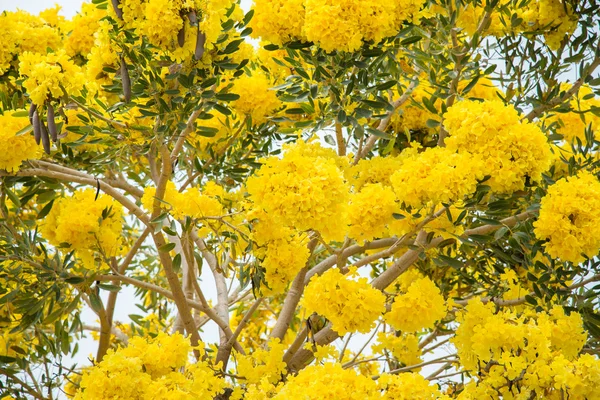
[353,78,419,164]
[11,168,150,226]
[304,238,397,284]
[270,238,319,341]
[216,297,263,369]
[525,45,600,122]
[150,146,201,352]
[287,210,536,371]
[335,122,346,156]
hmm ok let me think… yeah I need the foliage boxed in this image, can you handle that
[1,0,600,398]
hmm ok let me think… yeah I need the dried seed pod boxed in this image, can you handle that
[28,103,37,124]
[187,10,197,26]
[40,122,51,155]
[120,56,131,103]
[178,23,186,47]
[194,30,206,60]
[32,110,41,145]
[111,0,123,20]
[47,104,58,142]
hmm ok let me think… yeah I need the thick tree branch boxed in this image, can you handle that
[270,238,319,341]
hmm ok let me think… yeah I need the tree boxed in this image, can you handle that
[1,0,600,398]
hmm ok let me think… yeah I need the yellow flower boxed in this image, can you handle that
[372,332,422,367]
[378,372,450,399]
[534,171,600,264]
[386,276,446,333]
[19,50,85,106]
[64,3,107,57]
[40,189,124,269]
[390,146,484,209]
[444,99,552,193]
[247,141,349,242]
[236,339,287,384]
[273,362,378,399]
[302,0,425,53]
[348,183,398,243]
[302,267,385,335]
[0,111,41,172]
[142,181,223,220]
[250,0,305,45]
[230,72,282,125]
[74,332,229,399]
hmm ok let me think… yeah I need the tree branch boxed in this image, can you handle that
[270,238,319,341]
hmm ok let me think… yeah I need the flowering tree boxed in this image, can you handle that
[2,0,600,398]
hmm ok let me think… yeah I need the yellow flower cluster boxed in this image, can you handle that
[273,362,378,399]
[546,85,600,144]
[250,209,311,293]
[348,183,398,243]
[64,3,106,57]
[346,155,405,190]
[252,0,426,52]
[0,9,62,74]
[230,72,282,125]
[246,362,447,399]
[112,0,235,62]
[19,50,86,106]
[390,146,484,209]
[40,189,124,269]
[247,141,349,242]
[141,0,184,49]
[74,332,229,399]
[517,0,578,49]
[378,372,449,400]
[534,171,600,264]
[389,77,499,137]
[236,339,288,384]
[444,100,552,193]
[302,268,385,335]
[386,276,446,332]
[453,299,592,399]
[0,111,41,172]
[372,332,422,367]
[303,0,400,53]
[141,181,223,220]
[456,0,577,49]
[250,0,305,45]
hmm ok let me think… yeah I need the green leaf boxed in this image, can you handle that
[401,36,422,45]
[98,284,121,292]
[196,126,219,137]
[159,243,176,252]
[437,255,463,269]
[4,187,21,207]
[37,200,55,220]
[15,124,33,137]
[64,276,85,285]
[89,291,103,313]
[173,254,182,271]
[215,93,240,102]
[11,111,29,118]
[377,80,398,91]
